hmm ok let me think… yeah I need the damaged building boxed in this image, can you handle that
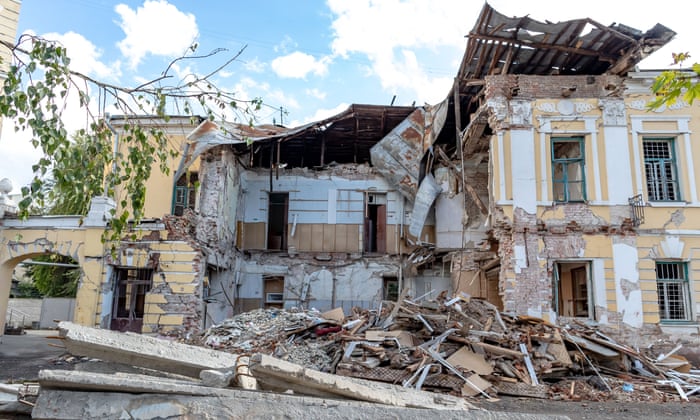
[181,3,690,344]
[3,4,696,347]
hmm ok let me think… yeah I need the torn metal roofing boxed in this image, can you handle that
[457,3,675,84]
[175,104,416,181]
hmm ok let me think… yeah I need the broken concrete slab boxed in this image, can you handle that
[248,353,475,410]
[38,369,220,396]
[32,389,571,420]
[57,321,243,380]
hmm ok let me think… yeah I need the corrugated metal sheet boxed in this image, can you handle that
[369,98,449,202]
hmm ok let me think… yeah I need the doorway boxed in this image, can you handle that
[553,261,593,318]
[267,193,289,250]
[110,267,153,333]
[364,192,387,253]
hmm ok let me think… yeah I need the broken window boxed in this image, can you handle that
[551,137,586,202]
[364,192,387,253]
[267,193,289,250]
[111,267,153,333]
[172,172,198,216]
[643,138,680,201]
[656,262,691,321]
[552,261,592,318]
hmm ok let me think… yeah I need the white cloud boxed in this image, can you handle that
[273,35,297,54]
[289,102,349,127]
[39,31,121,81]
[115,0,198,69]
[271,51,331,79]
[242,57,266,73]
[305,88,326,100]
[327,0,470,103]
[0,123,42,194]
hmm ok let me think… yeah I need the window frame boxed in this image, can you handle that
[655,261,692,323]
[551,136,587,203]
[642,137,681,202]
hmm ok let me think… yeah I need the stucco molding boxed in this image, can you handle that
[599,99,626,126]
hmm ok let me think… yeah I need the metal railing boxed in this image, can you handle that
[628,194,645,227]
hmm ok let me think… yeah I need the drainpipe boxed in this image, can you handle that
[103,113,119,198]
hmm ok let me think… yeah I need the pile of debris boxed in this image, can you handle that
[3,293,699,417]
[187,292,700,402]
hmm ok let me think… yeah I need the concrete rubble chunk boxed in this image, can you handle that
[57,321,249,384]
[31,389,570,420]
[38,369,225,396]
[248,353,476,410]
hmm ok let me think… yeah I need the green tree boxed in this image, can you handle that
[649,52,700,109]
[21,132,108,297]
[24,255,79,297]
[0,35,261,247]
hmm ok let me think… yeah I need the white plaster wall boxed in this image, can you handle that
[435,192,464,248]
[591,258,608,324]
[612,243,643,328]
[240,172,416,226]
[603,126,634,204]
[510,129,537,214]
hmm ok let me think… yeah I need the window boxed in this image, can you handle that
[111,268,153,332]
[551,137,586,202]
[172,172,198,215]
[656,262,691,321]
[643,138,680,201]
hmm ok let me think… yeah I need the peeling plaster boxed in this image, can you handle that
[619,277,640,300]
[612,242,643,328]
[513,245,527,273]
[663,209,686,229]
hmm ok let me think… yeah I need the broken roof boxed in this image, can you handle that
[457,3,675,84]
[175,104,416,181]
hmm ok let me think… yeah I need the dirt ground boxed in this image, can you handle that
[1,333,698,419]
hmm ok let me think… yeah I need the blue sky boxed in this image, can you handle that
[1,0,695,193]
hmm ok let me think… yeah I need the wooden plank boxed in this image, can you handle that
[322,224,335,252]
[461,374,492,397]
[546,331,573,367]
[564,334,619,358]
[471,342,524,359]
[446,347,493,375]
[321,307,345,323]
[311,224,324,251]
[297,224,312,252]
[334,224,348,252]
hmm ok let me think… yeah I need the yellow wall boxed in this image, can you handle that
[108,116,200,219]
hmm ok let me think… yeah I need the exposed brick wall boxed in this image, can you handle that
[484,74,625,101]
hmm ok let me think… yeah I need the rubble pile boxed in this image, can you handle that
[195,309,337,371]
[193,293,700,402]
[4,296,699,417]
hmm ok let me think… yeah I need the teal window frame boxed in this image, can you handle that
[551,136,586,202]
[643,137,680,202]
[656,261,692,322]
[171,172,198,216]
